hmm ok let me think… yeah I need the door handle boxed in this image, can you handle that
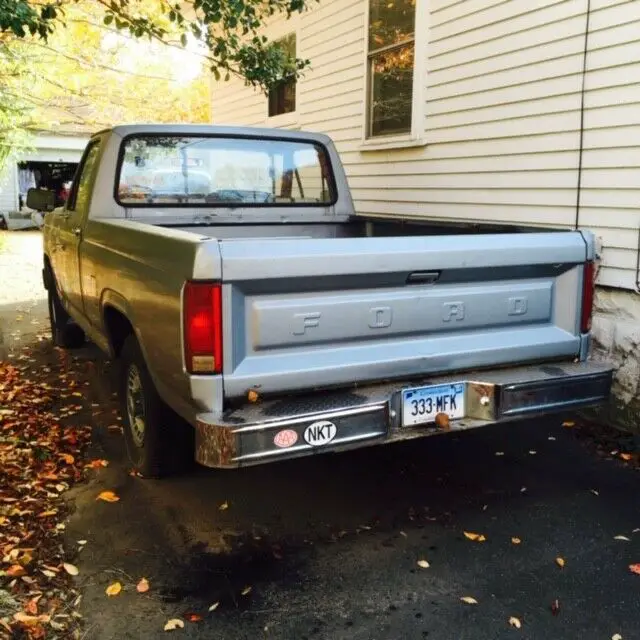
[73,227,82,237]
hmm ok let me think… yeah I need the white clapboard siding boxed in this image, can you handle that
[211,0,640,290]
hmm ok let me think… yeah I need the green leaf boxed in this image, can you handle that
[180,32,187,47]
[103,13,114,25]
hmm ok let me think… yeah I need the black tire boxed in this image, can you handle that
[120,335,193,478]
[47,278,85,348]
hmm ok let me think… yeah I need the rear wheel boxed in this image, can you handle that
[47,275,85,348]
[120,335,193,478]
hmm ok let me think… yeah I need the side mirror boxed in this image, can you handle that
[26,188,56,212]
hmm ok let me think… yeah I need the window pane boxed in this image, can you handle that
[117,136,335,207]
[370,44,414,137]
[369,0,415,50]
[268,79,296,117]
[74,143,100,211]
[268,33,296,117]
[280,33,296,58]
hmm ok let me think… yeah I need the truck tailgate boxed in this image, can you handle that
[219,232,589,398]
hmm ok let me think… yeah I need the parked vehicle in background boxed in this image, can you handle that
[29,124,613,478]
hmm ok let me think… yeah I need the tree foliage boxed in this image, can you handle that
[0,0,218,168]
[2,0,312,90]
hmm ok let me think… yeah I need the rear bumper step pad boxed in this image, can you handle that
[194,361,613,468]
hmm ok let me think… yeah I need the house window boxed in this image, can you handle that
[268,34,297,117]
[367,0,416,138]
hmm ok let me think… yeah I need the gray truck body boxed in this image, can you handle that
[42,124,612,468]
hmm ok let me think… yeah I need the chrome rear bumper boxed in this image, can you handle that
[194,361,613,468]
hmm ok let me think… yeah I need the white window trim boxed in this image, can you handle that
[360,0,428,151]
[267,25,302,126]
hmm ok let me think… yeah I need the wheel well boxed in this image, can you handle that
[103,306,134,357]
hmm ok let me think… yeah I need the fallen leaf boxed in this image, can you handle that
[13,612,49,626]
[399,531,408,538]
[241,585,252,596]
[562,421,575,428]
[548,436,556,441]
[164,619,185,631]
[629,563,640,575]
[184,613,202,622]
[556,557,565,568]
[612,634,623,640]
[218,501,229,511]
[460,596,478,604]
[208,602,220,612]
[78,540,87,546]
[63,563,79,576]
[136,577,150,593]
[464,531,487,542]
[37,510,57,518]
[614,535,631,541]
[551,599,560,616]
[417,559,430,569]
[620,453,633,461]
[495,451,505,456]
[5,564,26,577]
[60,453,74,465]
[529,450,537,455]
[511,537,522,545]
[96,490,120,503]
[247,389,259,403]
[85,459,109,469]
[509,616,522,629]
[105,582,122,596]
[590,489,600,496]
[25,597,39,615]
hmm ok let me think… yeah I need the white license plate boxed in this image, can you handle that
[402,383,465,427]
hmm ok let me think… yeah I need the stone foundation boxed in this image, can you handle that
[591,287,640,430]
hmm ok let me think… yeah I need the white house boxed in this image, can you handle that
[212,0,640,423]
[0,132,88,229]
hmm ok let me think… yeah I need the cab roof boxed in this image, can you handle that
[95,123,332,146]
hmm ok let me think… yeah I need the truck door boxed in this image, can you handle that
[57,139,101,317]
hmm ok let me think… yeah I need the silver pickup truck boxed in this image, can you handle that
[27,124,613,477]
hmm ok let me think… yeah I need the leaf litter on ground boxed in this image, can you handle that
[0,359,93,637]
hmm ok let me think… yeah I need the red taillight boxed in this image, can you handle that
[183,282,222,374]
[580,261,595,334]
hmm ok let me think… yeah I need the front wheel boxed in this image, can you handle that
[120,335,193,478]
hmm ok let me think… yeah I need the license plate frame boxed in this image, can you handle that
[401,382,465,427]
